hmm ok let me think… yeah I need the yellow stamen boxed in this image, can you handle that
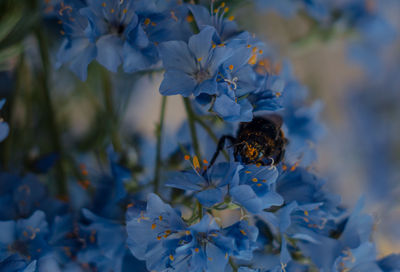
[252,178,258,182]
[151,22,157,26]
[123,8,128,14]
[110,8,115,13]
[186,15,194,23]
[228,15,235,21]
[151,223,156,229]
[102,2,106,7]
[247,44,251,48]
[245,171,251,174]
[212,43,216,48]
[224,7,229,12]
[228,64,234,70]
[257,183,262,187]
[193,156,200,170]
[184,155,190,161]
[304,210,309,216]
[259,49,263,54]
[262,179,267,183]
[194,248,199,253]
[197,57,203,62]
[169,254,174,261]
[144,18,151,25]
[159,215,163,221]
[185,230,191,235]
[221,2,226,7]
[240,229,247,235]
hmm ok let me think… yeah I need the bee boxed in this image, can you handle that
[209,115,287,167]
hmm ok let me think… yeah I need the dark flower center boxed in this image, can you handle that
[194,70,211,83]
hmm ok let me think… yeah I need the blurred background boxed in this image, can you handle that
[0,0,399,256]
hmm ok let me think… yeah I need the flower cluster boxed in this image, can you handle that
[0,0,398,271]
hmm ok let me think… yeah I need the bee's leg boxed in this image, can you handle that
[208,135,236,169]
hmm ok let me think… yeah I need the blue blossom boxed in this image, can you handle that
[0,211,49,263]
[0,173,66,221]
[230,164,283,214]
[158,26,232,97]
[56,0,189,80]
[224,220,259,261]
[188,3,240,43]
[75,209,127,271]
[377,254,400,271]
[166,162,240,207]
[0,99,9,143]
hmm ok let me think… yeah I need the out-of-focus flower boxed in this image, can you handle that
[0,211,49,263]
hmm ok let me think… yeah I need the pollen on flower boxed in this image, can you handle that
[159,215,163,221]
[186,15,194,23]
[197,57,203,62]
[194,248,199,253]
[184,155,190,160]
[240,229,247,235]
[151,223,156,229]
[203,159,208,164]
[193,156,200,170]
[228,15,235,21]
[144,18,151,26]
[256,183,262,187]
[169,254,174,261]
[229,64,234,70]
[252,178,258,182]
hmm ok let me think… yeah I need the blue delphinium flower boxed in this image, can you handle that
[75,209,127,271]
[0,173,66,221]
[224,220,259,261]
[0,99,9,143]
[230,164,283,214]
[126,193,260,272]
[56,0,189,80]
[0,211,49,263]
[188,2,240,43]
[166,161,240,207]
[158,26,233,97]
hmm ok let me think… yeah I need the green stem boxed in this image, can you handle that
[194,116,229,161]
[101,68,122,153]
[35,26,68,198]
[197,200,203,219]
[182,97,201,160]
[154,96,167,194]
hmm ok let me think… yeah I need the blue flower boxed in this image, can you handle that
[0,211,49,262]
[224,220,259,261]
[166,162,240,207]
[75,209,127,271]
[188,3,240,43]
[158,26,232,97]
[0,99,9,143]
[57,0,187,80]
[126,193,243,272]
[230,164,283,214]
[126,193,188,271]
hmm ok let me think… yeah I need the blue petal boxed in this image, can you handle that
[0,220,15,244]
[165,171,204,191]
[206,242,229,272]
[195,188,224,207]
[96,34,123,72]
[188,26,215,66]
[213,94,241,121]
[230,185,263,214]
[0,122,9,142]
[160,70,197,97]
[122,43,158,73]
[158,41,196,73]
